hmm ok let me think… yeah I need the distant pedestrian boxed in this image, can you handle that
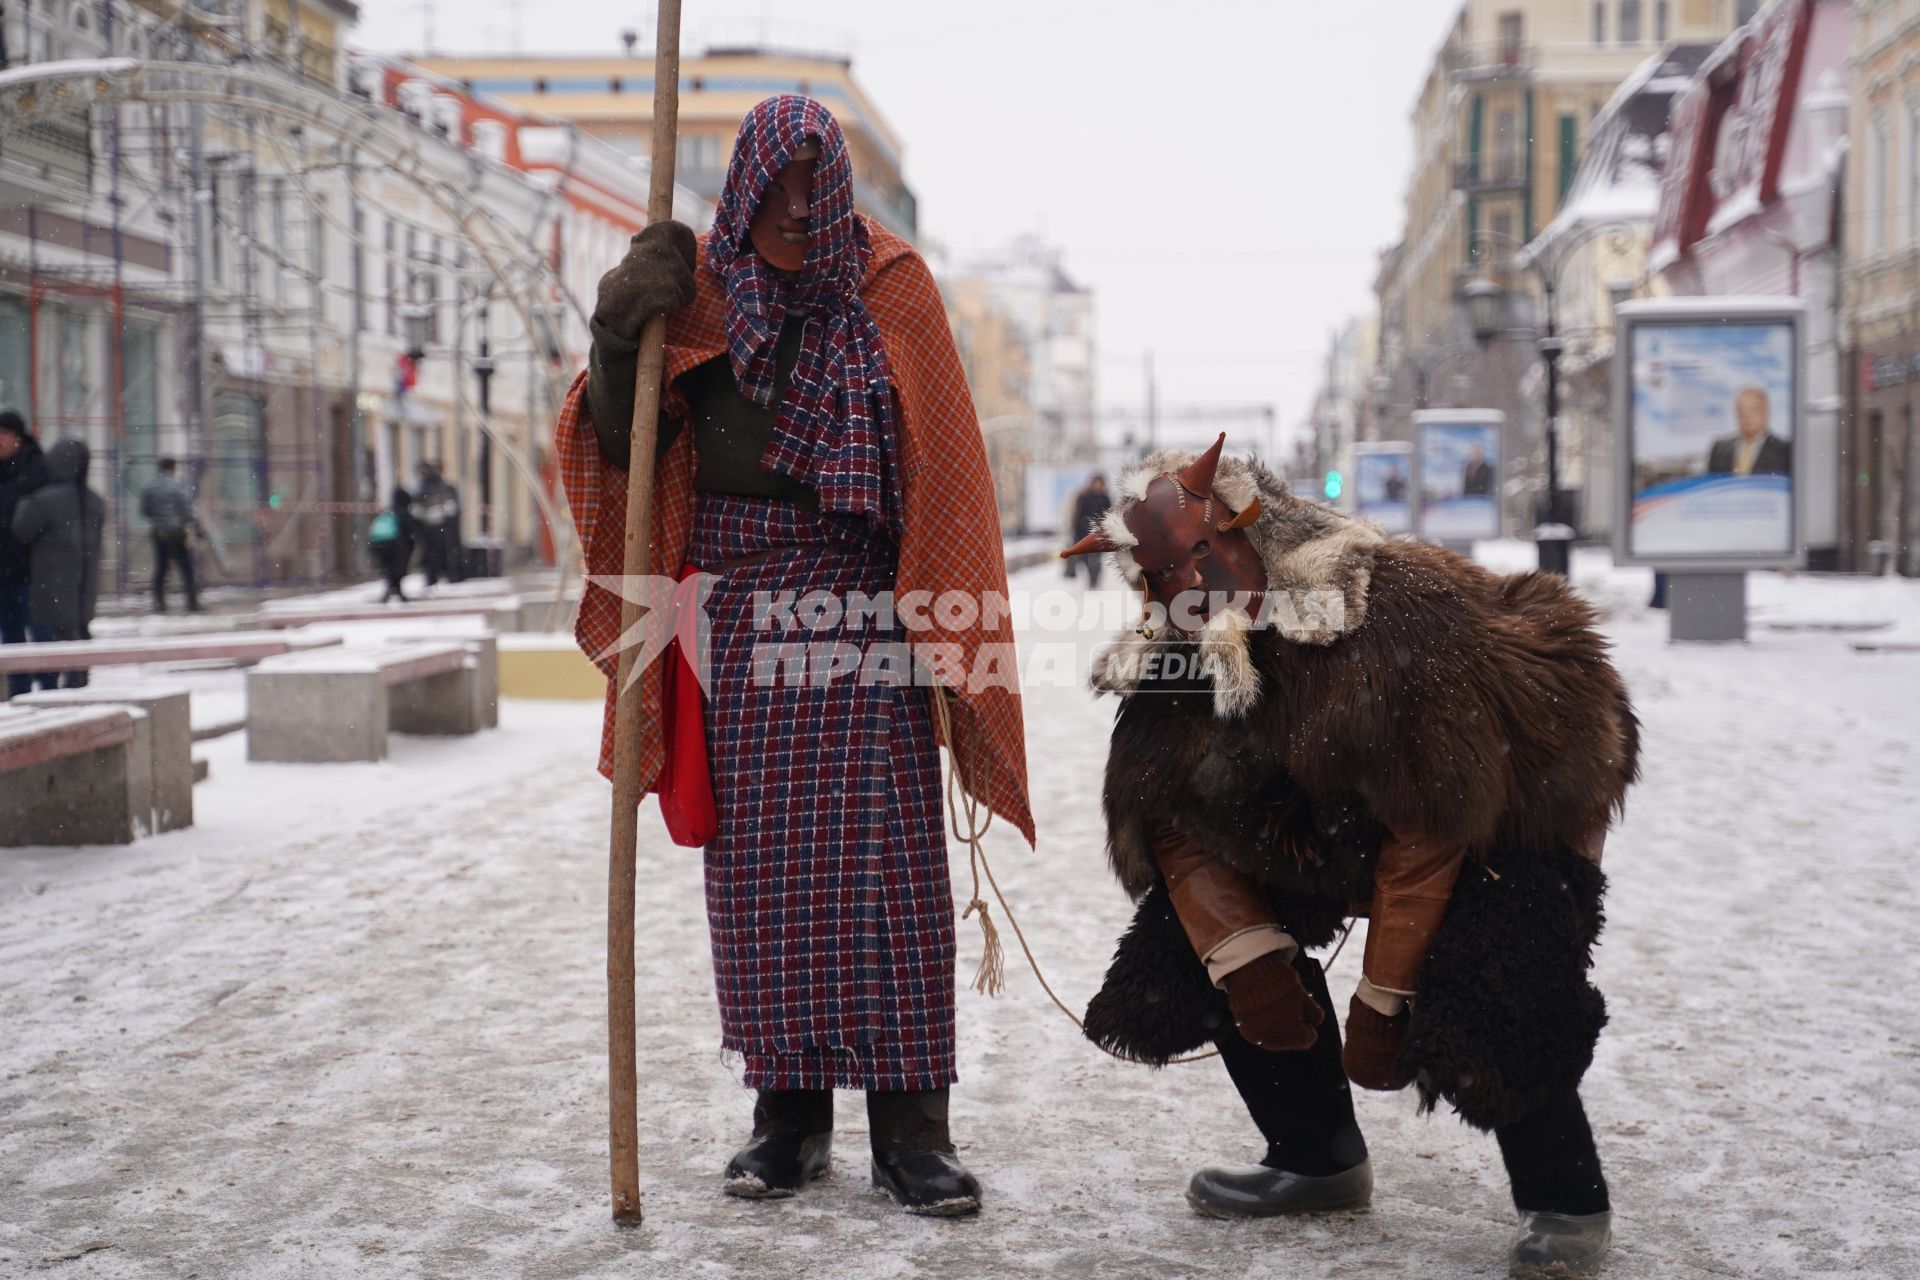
[139,457,200,613]
[1069,473,1112,587]
[0,409,51,697]
[369,486,415,603]
[9,439,105,690]
[409,462,462,588]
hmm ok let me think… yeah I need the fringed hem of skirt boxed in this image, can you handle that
[742,1043,958,1092]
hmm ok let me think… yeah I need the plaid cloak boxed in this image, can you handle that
[554,218,1034,846]
[694,495,955,1089]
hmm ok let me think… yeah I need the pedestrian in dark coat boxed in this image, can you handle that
[9,439,105,690]
[1069,474,1112,587]
[138,457,200,613]
[0,410,51,697]
[408,463,462,587]
[369,486,415,602]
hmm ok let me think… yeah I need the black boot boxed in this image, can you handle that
[868,1088,980,1217]
[1497,1089,1612,1277]
[723,1089,832,1199]
[1187,955,1373,1219]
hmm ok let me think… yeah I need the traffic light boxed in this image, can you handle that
[1323,470,1343,500]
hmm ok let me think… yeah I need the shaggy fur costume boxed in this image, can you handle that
[1082,451,1637,1131]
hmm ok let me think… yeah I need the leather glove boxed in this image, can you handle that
[1342,992,1413,1091]
[592,219,697,342]
[1219,951,1323,1052]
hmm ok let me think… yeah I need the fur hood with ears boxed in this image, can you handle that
[1091,448,1386,714]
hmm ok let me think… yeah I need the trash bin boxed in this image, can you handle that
[1868,540,1892,577]
[463,538,504,580]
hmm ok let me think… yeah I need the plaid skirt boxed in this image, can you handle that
[690,494,957,1091]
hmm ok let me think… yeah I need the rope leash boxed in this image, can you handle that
[930,687,1357,1068]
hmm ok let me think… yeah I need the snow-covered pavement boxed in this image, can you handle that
[3,556,1918,1279]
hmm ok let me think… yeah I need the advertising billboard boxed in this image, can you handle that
[1614,299,1803,568]
[1413,410,1503,543]
[1352,442,1413,535]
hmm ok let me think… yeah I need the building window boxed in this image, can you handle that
[1558,114,1579,204]
[1498,11,1523,58]
[1870,113,1890,255]
[1620,0,1642,42]
[1656,1,1670,41]
[1909,100,1920,246]
[1593,2,1606,43]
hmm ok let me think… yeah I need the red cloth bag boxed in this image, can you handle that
[654,564,716,847]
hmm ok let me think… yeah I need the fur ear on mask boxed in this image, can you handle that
[1219,498,1261,531]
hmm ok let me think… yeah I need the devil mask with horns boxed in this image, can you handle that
[1062,433,1270,631]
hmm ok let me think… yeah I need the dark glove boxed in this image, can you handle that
[1219,952,1323,1052]
[592,219,697,341]
[586,220,697,467]
[1342,993,1413,1091]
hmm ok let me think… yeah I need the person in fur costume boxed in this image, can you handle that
[1062,435,1638,1279]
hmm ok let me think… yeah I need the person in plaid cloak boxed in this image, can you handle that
[554,94,1033,1217]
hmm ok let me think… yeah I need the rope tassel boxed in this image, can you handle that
[963,895,1006,997]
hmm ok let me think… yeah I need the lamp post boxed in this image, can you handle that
[1467,221,1634,576]
[472,290,499,576]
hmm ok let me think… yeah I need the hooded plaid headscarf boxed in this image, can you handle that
[704,95,899,531]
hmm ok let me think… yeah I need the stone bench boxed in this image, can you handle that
[0,705,144,846]
[0,632,342,698]
[254,598,520,633]
[246,641,489,763]
[13,684,195,834]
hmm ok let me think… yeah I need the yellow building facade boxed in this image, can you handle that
[410,48,917,241]
[1375,0,1744,533]
[1844,0,1920,573]
[942,276,1034,533]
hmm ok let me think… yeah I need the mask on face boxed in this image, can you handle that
[747,141,820,272]
[1061,434,1267,632]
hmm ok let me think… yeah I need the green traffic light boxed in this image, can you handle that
[1324,470,1343,500]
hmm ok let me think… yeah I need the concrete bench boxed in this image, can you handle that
[284,624,498,732]
[0,632,342,698]
[254,598,520,632]
[14,684,195,834]
[511,592,580,633]
[0,705,144,846]
[247,641,488,763]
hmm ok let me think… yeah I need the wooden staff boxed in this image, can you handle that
[606,0,682,1227]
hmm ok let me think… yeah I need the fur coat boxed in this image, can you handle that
[1081,450,1639,1130]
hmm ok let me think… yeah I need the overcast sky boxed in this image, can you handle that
[354,1,1461,458]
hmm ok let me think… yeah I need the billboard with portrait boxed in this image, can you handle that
[1352,442,1413,534]
[1413,411,1503,542]
[1614,299,1802,568]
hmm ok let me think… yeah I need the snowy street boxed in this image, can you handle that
[3,556,1919,1279]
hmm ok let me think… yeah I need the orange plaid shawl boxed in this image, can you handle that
[555,217,1035,845]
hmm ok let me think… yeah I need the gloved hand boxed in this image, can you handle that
[1219,951,1323,1052]
[1342,992,1413,1091]
[593,219,698,342]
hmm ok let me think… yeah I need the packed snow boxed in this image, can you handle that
[2,551,1917,1278]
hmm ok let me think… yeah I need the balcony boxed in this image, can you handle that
[1453,149,1529,193]
[0,113,93,192]
[1445,40,1536,82]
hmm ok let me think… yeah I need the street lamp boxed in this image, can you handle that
[399,302,431,362]
[1464,277,1502,345]
[1469,221,1635,576]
